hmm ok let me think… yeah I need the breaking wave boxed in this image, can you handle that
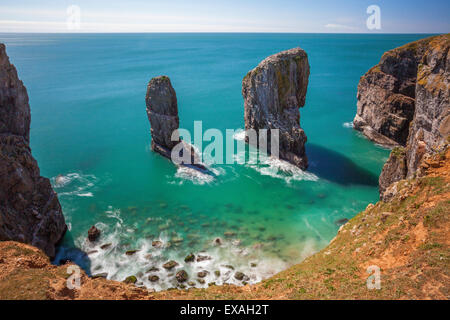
[51,173,98,197]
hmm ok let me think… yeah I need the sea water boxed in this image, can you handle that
[1,33,431,290]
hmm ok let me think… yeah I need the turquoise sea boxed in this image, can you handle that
[1,33,431,290]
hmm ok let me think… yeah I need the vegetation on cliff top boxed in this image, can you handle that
[1,148,448,300]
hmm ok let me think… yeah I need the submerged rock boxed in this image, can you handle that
[162,260,179,270]
[197,270,209,278]
[334,218,349,226]
[123,275,137,284]
[176,270,188,282]
[184,253,195,263]
[100,243,112,250]
[242,48,310,169]
[125,250,139,256]
[196,255,211,262]
[87,226,101,242]
[0,44,66,259]
[148,275,159,282]
[152,240,163,248]
[146,266,159,273]
[234,272,248,281]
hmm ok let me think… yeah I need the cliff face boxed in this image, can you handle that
[353,34,449,199]
[242,48,310,169]
[406,35,450,177]
[0,43,66,259]
[353,36,438,146]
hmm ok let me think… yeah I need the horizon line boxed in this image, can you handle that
[0,31,446,35]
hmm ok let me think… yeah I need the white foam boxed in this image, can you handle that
[246,153,318,183]
[74,209,292,291]
[343,121,354,128]
[173,166,215,185]
[233,129,246,141]
[52,172,98,197]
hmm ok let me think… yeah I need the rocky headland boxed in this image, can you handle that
[0,37,448,300]
[353,34,449,199]
[0,43,66,259]
[242,48,310,169]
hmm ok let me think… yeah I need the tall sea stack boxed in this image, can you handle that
[145,76,180,157]
[353,34,450,200]
[242,48,310,169]
[146,76,205,170]
[0,43,66,258]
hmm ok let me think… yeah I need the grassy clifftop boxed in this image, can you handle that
[1,149,449,300]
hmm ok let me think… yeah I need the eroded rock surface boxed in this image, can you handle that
[0,43,66,258]
[145,76,206,171]
[356,34,450,200]
[353,36,437,146]
[242,48,310,169]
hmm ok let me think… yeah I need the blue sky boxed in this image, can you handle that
[0,0,449,33]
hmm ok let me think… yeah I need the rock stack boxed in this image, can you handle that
[145,76,207,172]
[242,48,310,169]
[0,43,66,258]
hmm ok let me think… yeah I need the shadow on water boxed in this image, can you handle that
[307,144,379,186]
[53,231,92,276]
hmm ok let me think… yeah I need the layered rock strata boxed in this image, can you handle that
[354,35,450,199]
[242,48,310,169]
[0,43,66,258]
[145,76,207,172]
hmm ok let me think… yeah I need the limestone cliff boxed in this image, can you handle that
[353,34,449,199]
[0,43,66,259]
[242,48,310,169]
[353,35,440,146]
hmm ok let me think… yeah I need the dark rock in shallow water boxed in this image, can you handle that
[234,272,248,281]
[176,270,188,282]
[197,270,209,278]
[123,275,137,284]
[125,250,139,255]
[152,240,163,248]
[223,264,235,270]
[0,44,67,259]
[196,255,211,262]
[163,260,179,270]
[88,226,101,242]
[224,231,236,237]
[214,270,221,277]
[184,253,195,263]
[92,273,108,279]
[100,243,112,250]
[334,218,349,226]
[148,275,159,282]
[242,48,310,169]
[146,266,159,273]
